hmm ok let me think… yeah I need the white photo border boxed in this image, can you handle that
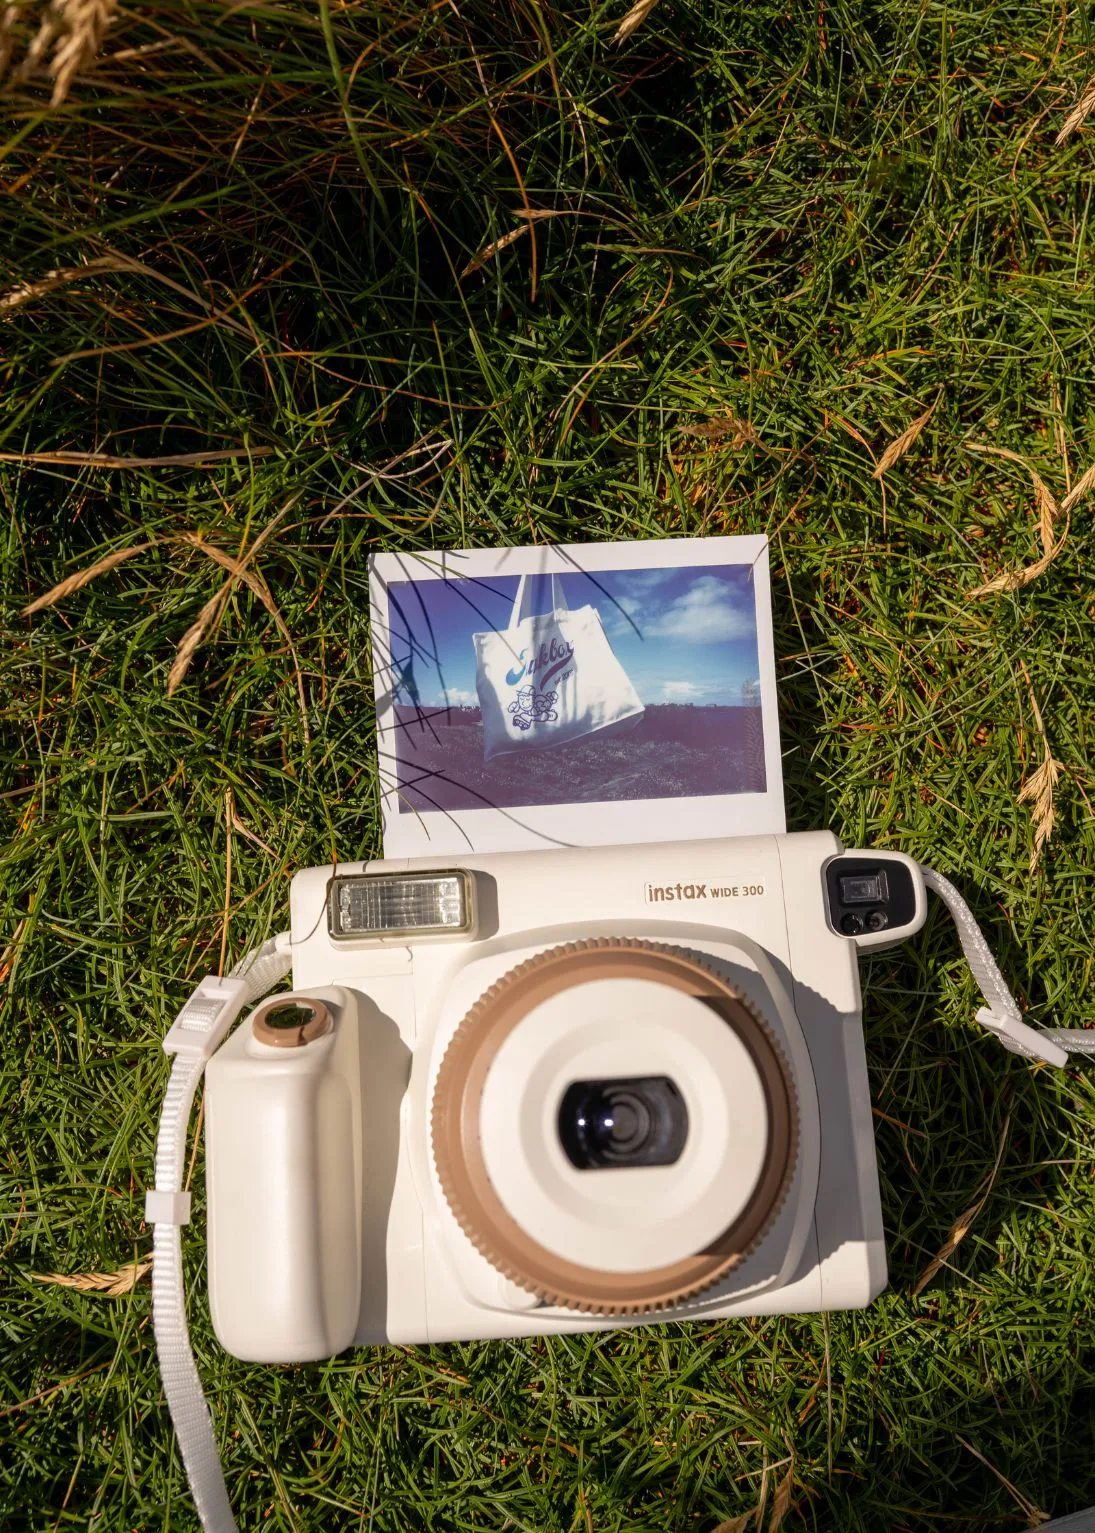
[369,535,785,857]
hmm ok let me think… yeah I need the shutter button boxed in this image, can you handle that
[251,997,331,1047]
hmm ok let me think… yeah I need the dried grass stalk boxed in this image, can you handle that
[180,530,311,742]
[462,224,531,277]
[1056,72,1095,145]
[1060,458,1095,514]
[913,1116,1009,1295]
[166,496,301,702]
[957,1438,1049,1526]
[767,1461,795,1531]
[615,0,660,43]
[167,587,227,696]
[1050,379,1069,493]
[871,393,940,480]
[21,539,154,614]
[965,441,1067,597]
[1015,662,1063,874]
[18,3,59,78]
[966,537,1066,599]
[712,1457,793,1533]
[48,0,117,104]
[967,442,1059,547]
[24,500,302,716]
[462,209,572,278]
[33,1257,151,1296]
[0,254,131,314]
[0,3,22,80]
[680,415,760,447]
[0,446,270,467]
[2,0,117,102]
[1018,750,1061,872]
[228,802,276,857]
[834,415,872,452]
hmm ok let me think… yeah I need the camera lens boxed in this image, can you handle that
[558,1076,688,1170]
[840,912,865,935]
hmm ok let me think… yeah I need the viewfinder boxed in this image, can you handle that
[840,871,889,905]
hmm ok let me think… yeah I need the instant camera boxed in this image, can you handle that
[203,831,933,1358]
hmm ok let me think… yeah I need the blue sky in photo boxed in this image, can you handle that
[383,564,761,708]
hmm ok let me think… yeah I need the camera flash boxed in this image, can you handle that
[328,871,475,941]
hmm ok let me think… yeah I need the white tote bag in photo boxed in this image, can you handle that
[473,574,645,761]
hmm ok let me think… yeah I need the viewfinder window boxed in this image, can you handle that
[840,871,889,906]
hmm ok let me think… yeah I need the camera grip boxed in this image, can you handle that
[205,986,362,1363]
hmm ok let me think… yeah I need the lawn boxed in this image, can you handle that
[3,0,1095,1529]
[391,703,766,810]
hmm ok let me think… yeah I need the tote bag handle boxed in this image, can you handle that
[509,572,569,630]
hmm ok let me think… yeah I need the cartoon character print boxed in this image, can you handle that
[507,685,559,732]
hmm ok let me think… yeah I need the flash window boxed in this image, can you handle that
[328,870,476,940]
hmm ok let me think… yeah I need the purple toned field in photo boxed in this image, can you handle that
[388,704,766,813]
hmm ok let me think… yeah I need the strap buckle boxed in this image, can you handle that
[162,975,249,1062]
[975,1006,1069,1069]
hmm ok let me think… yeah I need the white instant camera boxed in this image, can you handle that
[204,830,935,1360]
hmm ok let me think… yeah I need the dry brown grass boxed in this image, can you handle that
[21,500,307,725]
[966,441,1072,598]
[614,0,661,43]
[32,1258,151,1296]
[871,393,940,480]
[1018,667,1064,874]
[1056,71,1095,144]
[914,1117,1010,1295]
[679,414,762,447]
[956,1438,1049,1527]
[0,0,117,103]
[0,256,136,313]
[712,1456,796,1532]
[21,541,155,615]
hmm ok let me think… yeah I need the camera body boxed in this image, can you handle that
[205,831,926,1362]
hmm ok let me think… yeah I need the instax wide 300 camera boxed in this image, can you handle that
[204,830,931,1360]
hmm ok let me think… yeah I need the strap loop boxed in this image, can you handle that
[145,1189,192,1226]
[151,934,293,1533]
[162,976,250,1061]
[921,865,1091,1067]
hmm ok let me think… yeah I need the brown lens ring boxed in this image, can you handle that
[431,939,799,1315]
[251,996,331,1048]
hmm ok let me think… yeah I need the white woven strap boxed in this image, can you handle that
[921,867,1095,1067]
[146,934,293,1533]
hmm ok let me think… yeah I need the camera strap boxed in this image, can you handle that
[920,866,1095,1067]
[145,932,292,1533]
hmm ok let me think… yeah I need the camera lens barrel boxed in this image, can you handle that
[430,939,799,1315]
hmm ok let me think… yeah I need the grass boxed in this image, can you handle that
[2,0,1095,1527]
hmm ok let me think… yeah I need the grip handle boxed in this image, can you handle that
[205,986,362,1363]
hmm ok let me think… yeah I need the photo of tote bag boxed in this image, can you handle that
[473,574,645,762]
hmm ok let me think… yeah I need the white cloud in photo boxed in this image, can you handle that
[646,575,753,644]
[610,569,681,599]
[661,680,703,701]
[427,687,477,707]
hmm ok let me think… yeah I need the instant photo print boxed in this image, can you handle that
[369,536,785,856]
